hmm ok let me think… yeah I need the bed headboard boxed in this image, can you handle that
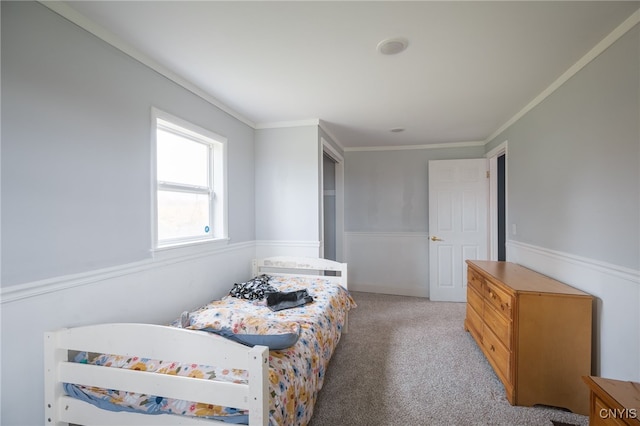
[252,257,347,289]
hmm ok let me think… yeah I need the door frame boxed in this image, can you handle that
[486,141,508,261]
[320,138,344,261]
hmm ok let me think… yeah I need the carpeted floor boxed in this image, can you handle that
[309,291,589,426]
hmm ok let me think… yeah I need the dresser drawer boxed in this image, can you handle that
[466,301,483,340]
[484,280,514,319]
[467,285,483,314]
[483,301,512,350]
[592,395,629,426]
[468,268,484,294]
[482,326,511,384]
[466,260,593,415]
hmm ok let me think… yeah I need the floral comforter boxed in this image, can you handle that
[64,276,356,425]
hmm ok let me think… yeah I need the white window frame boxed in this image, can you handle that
[151,108,228,250]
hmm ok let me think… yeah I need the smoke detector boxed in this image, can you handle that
[377,37,409,55]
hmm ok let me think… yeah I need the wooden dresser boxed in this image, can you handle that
[464,260,593,415]
[583,376,640,425]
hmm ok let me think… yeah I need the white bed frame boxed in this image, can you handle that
[252,256,347,288]
[44,257,347,426]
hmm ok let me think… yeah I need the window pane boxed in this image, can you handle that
[157,129,208,187]
[157,190,211,241]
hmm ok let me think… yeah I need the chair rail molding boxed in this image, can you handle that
[1,241,255,304]
[507,239,640,381]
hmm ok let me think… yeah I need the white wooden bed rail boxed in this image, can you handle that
[44,323,269,426]
[252,256,348,289]
[44,257,348,425]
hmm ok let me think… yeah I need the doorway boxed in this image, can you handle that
[320,139,344,261]
[488,141,507,261]
[497,153,506,261]
[323,153,337,261]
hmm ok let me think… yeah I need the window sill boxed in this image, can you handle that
[152,237,230,261]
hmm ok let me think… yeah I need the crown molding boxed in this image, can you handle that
[344,140,485,152]
[484,9,640,144]
[40,1,256,129]
[318,120,346,152]
[39,2,640,152]
[254,119,320,129]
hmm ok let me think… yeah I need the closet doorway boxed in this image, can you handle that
[488,142,507,261]
[321,140,344,261]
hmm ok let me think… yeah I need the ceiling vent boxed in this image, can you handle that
[377,37,409,55]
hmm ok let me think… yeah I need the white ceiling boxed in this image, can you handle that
[62,1,639,149]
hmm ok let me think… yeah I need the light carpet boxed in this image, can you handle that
[309,291,589,426]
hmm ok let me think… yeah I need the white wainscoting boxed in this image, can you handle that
[345,232,429,297]
[1,241,255,304]
[0,241,256,426]
[508,240,640,381]
[255,240,320,260]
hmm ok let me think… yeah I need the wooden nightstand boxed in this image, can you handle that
[583,376,640,425]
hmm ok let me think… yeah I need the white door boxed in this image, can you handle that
[428,159,489,302]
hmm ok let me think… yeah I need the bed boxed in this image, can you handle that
[44,256,354,426]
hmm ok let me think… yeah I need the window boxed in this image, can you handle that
[152,109,227,248]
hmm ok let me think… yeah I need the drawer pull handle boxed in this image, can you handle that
[490,345,495,352]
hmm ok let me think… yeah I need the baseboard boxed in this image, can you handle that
[349,283,428,298]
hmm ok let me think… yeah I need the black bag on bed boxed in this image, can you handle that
[229,275,277,300]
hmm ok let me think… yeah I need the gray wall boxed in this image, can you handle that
[486,24,639,271]
[1,4,258,425]
[484,22,639,381]
[1,2,256,287]
[255,126,320,243]
[345,146,486,233]
[344,145,486,296]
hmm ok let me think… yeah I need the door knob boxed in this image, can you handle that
[431,236,444,242]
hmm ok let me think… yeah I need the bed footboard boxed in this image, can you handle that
[44,323,269,426]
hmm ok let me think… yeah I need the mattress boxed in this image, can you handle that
[64,275,355,425]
